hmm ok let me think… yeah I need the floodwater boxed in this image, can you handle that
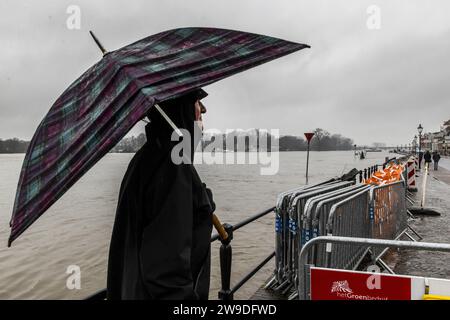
[0,151,393,299]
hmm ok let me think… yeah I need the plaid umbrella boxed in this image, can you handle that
[8,27,309,246]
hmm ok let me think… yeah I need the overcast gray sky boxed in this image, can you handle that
[1,0,449,146]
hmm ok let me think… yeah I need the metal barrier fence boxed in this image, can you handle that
[273,181,353,292]
[307,185,371,267]
[298,236,450,300]
[369,180,408,259]
[274,185,309,285]
[302,184,368,246]
[325,189,372,270]
[286,181,353,287]
[273,180,342,287]
[269,161,411,298]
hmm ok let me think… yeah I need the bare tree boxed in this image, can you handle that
[312,128,330,151]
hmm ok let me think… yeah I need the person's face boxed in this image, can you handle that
[194,100,207,131]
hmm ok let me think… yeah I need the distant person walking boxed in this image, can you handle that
[423,150,432,170]
[418,151,424,169]
[432,151,441,171]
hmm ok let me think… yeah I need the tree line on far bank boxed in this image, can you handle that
[0,128,354,153]
[199,128,354,152]
[280,128,354,151]
[0,138,30,153]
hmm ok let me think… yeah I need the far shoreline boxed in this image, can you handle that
[0,149,365,155]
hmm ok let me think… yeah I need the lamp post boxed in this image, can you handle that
[304,132,315,185]
[418,124,423,170]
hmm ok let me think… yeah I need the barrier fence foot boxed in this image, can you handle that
[273,279,289,292]
[407,226,423,241]
[406,198,416,206]
[281,282,294,296]
[263,275,278,290]
[377,258,395,274]
[407,209,417,219]
[288,291,299,300]
[404,231,418,242]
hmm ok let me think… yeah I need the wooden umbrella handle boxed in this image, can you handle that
[212,213,228,241]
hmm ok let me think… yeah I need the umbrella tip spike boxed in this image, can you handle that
[89,30,108,56]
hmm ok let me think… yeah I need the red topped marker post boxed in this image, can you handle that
[304,132,315,185]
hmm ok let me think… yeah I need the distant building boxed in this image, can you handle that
[445,135,450,156]
[440,119,450,155]
[422,119,450,155]
[443,119,450,133]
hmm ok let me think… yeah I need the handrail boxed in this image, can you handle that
[211,207,277,300]
[231,252,275,295]
[211,207,275,242]
[85,157,408,300]
[86,206,276,300]
[356,154,409,183]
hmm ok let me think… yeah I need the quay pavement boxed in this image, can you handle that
[393,159,450,279]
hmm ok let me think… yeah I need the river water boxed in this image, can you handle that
[0,151,393,299]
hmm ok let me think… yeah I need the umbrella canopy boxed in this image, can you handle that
[8,27,309,246]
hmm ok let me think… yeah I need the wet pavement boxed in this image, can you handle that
[393,160,450,279]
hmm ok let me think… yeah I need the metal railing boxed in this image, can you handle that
[213,207,275,300]
[85,207,276,300]
[357,165,380,183]
[85,158,406,300]
[355,156,404,183]
[298,236,450,300]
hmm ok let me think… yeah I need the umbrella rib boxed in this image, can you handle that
[154,104,183,137]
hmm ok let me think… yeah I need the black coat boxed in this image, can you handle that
[432,153,441,162]
[424,152,432,163]
[107,90,214,300]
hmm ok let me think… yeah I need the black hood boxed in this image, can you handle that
[145,89,208,162]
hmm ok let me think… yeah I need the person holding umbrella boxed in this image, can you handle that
[107,88,215,300]
[7,27,309,300]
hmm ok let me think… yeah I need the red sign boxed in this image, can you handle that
[310,267,411,300]
[304,132,315,143]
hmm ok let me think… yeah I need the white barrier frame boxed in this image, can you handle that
[298,236,450,300]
